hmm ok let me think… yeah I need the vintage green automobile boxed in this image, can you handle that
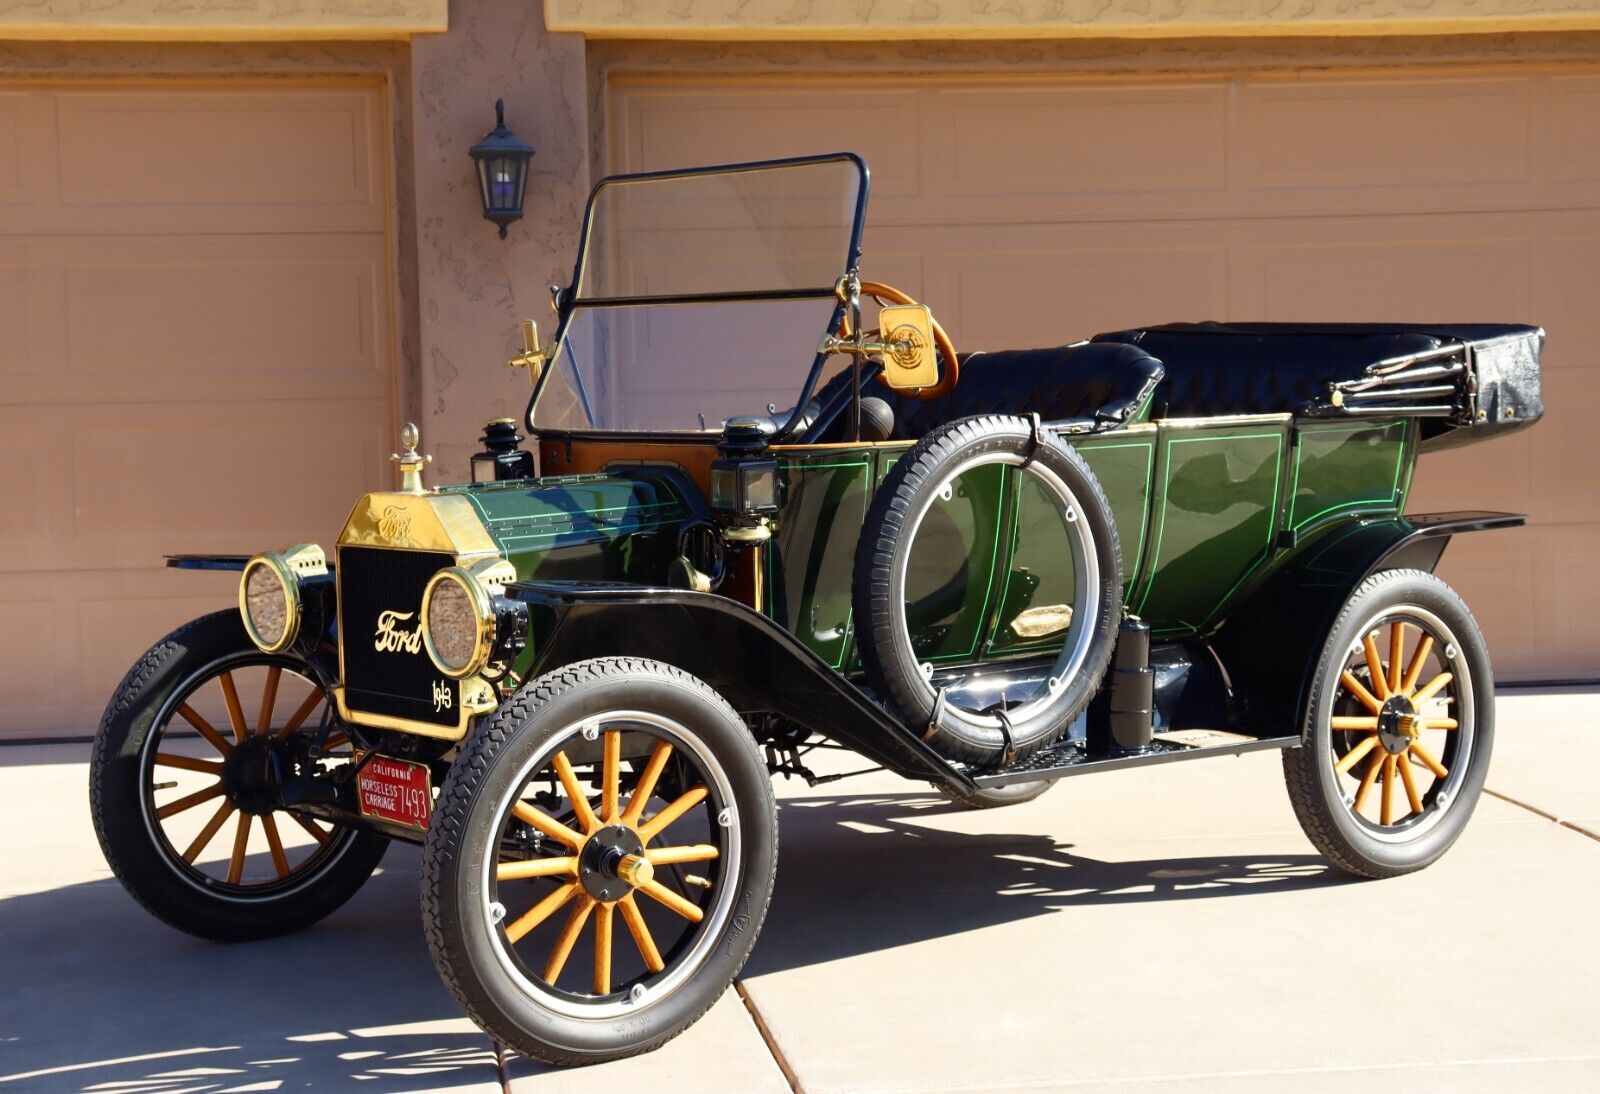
[90,154,1544,1064]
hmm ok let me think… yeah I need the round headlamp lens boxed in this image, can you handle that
[241,558,293,652]
[424,571,487,677]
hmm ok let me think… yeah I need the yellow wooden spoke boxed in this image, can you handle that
[496,856,579,881]
[154,752,224,776]
[551,752,599,835]
[291,813,331,846]
[618,893,665,972]
[1388,622,1406,695]
[277,688,325,739]
[157,781,224,820]
[256,666,281,736]
[1380,755,1397,826]
[219,671,249,745]
[1422,717,1459,730]
[543,895,596,983]
[1330,716,1379,732]
[177,703,233,756]
[1400,635,1435,695]
[262,815,290,879]
[505,881,578,944]
[1339,671,1384,715]
[1353,751,1385,813]
[1409,741,1449,778]
[621,740,674,825]
[1396,752,1425,817]
[638,786,708,844]
[602,730,621,823]
[227,813,253,884]
[1334,735,1380,777]
[1362,635,1391,700]
[638,878,704,923]
[646,844,720,866]
[594,901,614,996]
[512,801,585,851]
[183,800,236,863]
[1412,671,1454,708]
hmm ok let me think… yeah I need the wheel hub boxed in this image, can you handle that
[223,735,288,815]
[578,824,648,902]
[1376,694,1419,755]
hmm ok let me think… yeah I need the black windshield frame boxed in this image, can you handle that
[524,152,870,444]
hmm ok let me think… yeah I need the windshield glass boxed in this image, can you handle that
[534,155,866,433]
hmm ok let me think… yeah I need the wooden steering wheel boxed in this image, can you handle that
[839,281,961,402]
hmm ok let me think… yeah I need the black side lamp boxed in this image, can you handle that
[469,99,535,239]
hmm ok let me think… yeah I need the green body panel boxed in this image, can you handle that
[441,471,691,585]
[768,417,1415,670]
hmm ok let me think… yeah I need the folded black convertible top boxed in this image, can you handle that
[1092,321,1543,451]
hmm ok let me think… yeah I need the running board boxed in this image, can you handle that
[971,730,1298,788]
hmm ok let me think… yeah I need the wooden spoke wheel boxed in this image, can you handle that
[1284,570,1493,879]
[421,658,777,1066]
[91,611,388,941]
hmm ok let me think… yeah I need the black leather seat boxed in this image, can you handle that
[815,341,1164,442]
[1092,322,1472,418]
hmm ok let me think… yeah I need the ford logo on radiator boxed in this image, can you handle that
[373,610,423,655]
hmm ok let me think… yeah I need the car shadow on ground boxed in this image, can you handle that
[1,792,1344,1091]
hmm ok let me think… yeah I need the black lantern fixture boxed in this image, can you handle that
[468,99,535,239]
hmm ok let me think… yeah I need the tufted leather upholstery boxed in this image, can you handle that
[814,341,1165,442]
[1092,322,1454,419]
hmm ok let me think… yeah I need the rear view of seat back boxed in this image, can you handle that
[1093,322,1446,419]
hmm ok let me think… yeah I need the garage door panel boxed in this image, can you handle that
[1549,75,1600,183]
[0,92,25,203]
[1249,235,1531,321]
[1534,524,1600,655]
[1411,431,1537,517]
[61,402,386,571]
[613,86,922,200]
[1240,77,1529,194]
[936,83,1227,198]
[0,84,385,233]
[64,242,384,386]
[1434,535,1541,678]
[948,242,1228,350]
[4,236,388,404]
[0,593,73,736]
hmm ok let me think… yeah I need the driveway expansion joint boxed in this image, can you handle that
[1485,787,1600,844]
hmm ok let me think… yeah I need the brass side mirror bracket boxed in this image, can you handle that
[507,319,554,387]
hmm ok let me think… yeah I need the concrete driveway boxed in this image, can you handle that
[1,688,1595,1092]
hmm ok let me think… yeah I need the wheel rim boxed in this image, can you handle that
[482,709,740,1020]
[894,450,1099,730]
[1324,606,1474,841]
[138,654,360,896]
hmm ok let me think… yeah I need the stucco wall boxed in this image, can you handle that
[549,0,1600,39]
[0,0,446,40]
[409,0,590,481]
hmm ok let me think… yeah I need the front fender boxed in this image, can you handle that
[507,581,974,793]
[1210,511,1523,739]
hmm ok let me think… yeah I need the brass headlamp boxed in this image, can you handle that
[239,544,329,654]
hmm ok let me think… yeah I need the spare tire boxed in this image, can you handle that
[853,414,1121,766]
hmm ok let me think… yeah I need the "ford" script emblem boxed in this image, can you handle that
[374,610,423,654]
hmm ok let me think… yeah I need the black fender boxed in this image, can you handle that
[166,554,251,572]
[1209,511,1523,740]
[507,580,975,793]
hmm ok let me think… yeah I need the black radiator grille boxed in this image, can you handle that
[338,545,459,729]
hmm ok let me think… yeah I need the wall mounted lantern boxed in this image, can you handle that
[469,99,535,239]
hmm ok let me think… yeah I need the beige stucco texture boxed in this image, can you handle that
[548,0,1600,40]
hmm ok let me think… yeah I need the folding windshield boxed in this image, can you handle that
[533,155,867,434]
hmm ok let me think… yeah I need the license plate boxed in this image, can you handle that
[357,756,433,831]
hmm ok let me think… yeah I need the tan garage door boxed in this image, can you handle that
[608,68,1600,681]
[0,81,396,738]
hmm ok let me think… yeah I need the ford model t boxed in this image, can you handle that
[90,154,1543,1064]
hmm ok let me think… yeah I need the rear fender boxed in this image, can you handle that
[1209,511,1523,740]
[507,581,975,792]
